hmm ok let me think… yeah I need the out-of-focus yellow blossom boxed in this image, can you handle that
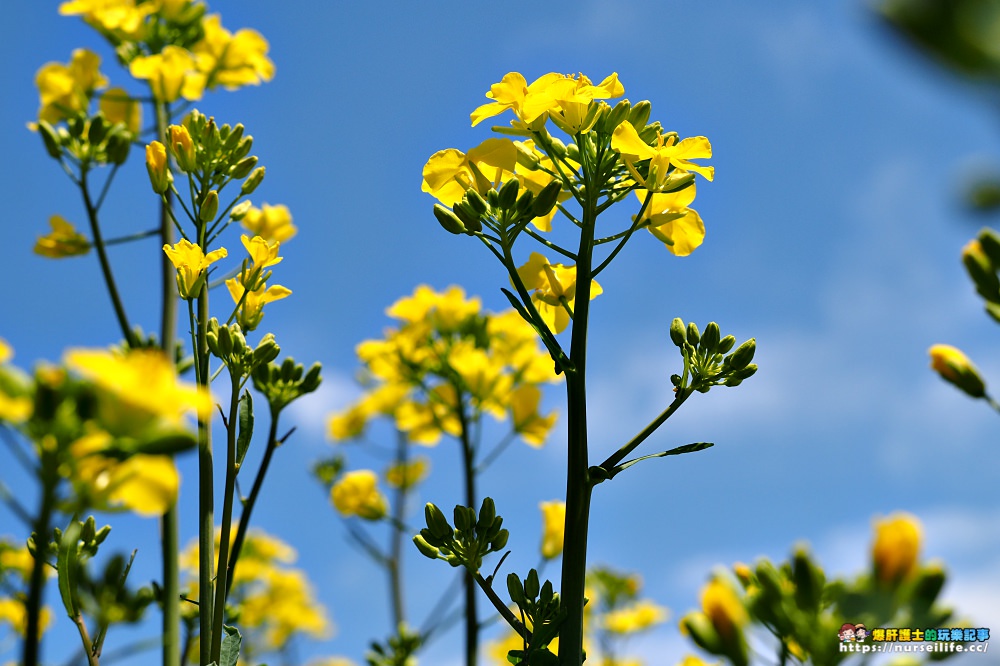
[422,138,518,207]
[225,278,291,332]
[700,578,747,641]
[65,347,213,433]
[510,385,556,447]
[677,656,720,666]
[331,470,388,520]
[327,383,409,441]
[99,87,141,135]
[0,598,52,637]
[59,0,154,40]
[486,310,558,384]
[517,252,603,334]
[384,456,430,489]
[603,599,668,634]
[394,385,463,445]
[162,239,227,299]
[448,340,511,418]
[611,122,714,186]
[0,541,37,580]
[35,49,107,124]
[241,233,283,269]
[540,500,566,560]
[872,512,922,585]
[193,14,275,90]
[241,203,297,243]
[0,339,11,364]
[306,658,358,666]
[35,215,90,259]
[0,341,31,422]
[635,183,705,257]
[470,71,623,129]
[129,46,205,102]
[388,285,481,331]
[69,430,180,516]
[928,344,987,398]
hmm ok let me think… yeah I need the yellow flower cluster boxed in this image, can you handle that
[180,529,331,657]
[0,538,52,639]
[328,285,558,447]
[872,512,922,585]
[330,470,389,520]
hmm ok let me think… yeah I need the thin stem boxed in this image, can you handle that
[195,286,214,666]
[475,431,517,474]
[457,395,479,666]
[93,164,120,211]
[80,169,137,348]
[226,413,281,597]
[596,390,692,474]
[388,429,408,630]
[23,452,58,666]
[521,226,577,261]
[473,572,530,642]
[209,373,241,664]
[104,228,161,246]
[419,572,464,640]
[71,611,99,666]
[592,191,652,278]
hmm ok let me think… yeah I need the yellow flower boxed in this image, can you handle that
[470,72,623,129]
[510,385,556,447]
[145,140,172,194]
[163,239,228,299]
[517,252,604,334]
[928,344,986,398]
[193,14,275,90]
[384,456,430,490]
[65,347,213,433]
[330,470,388,520]
[167,123,196,172]
[34,215,90,259]
[448,341,511,418]
[59,0,154,40]
[35,48,107,123]
[70,431,180,516]
[540,500,565,559]
[226,278,291,332]
[0,598,52,638]
[240,233,283,269]
[486,310,559,385]
[388,285,481,331]
[422,138,518,207]
[872,513,922,585]
[636,184,706,257]
[700,578,747,641]
[611,122,714,186]
[394,385,462,445]
[0,338,11,364]
[603,599,669,634]
[129,46,205,102]
[99,87,141,135]
[241,203,297,243]
[512,140,571,231]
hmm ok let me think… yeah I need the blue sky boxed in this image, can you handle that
[3,1,1000,664]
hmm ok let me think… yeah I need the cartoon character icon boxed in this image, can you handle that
[839,623,856,642]
[854,624,869,642]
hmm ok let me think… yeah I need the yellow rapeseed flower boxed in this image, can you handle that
[35,48,107,124]
[470,71,623,129]
[636,183,706,257]
[872,512,922,585]
[226,278,291,332]
[510,385,556,447]
[517,252,603,334]
[99,87,141,135]
[611,122,714,185]
[193,14,275,90]
[241,203,297,243]
[603,599,669,635]
[241,233,283,269]
[330,470,388,520]
[422,138,518,207]
[130,45,205,102]
[163,239,227,299]
[540,500,566,560]
[34,215,90,259]
[928,344,986,398]
[0,598,52,638]
[384,456,430,490]
[700,578,747,641]
[59,0,154,40]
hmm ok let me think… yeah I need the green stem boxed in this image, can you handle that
[71,611,99,666]
[80,169,137,348]
[388,429,408,630]
[23,452,58,666]
[597,390,692,473]
[457,397,478,666]
[209,373,241,663]
[558,142,600,666]
[195,287,214,666]
[225,411,280,597]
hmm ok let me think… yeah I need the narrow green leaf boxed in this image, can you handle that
[610,442,714,478]
[56,520,82,617]
[219,624,242,666]
[236,390,254,470]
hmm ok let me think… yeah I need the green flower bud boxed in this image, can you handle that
[38,120,63,159]
[912,564,946,609]
[241,167,265,195]
[477,497,496,533]
[230,155,258,180]
[486,188,499,208]
[507,573,526,606]
[532,180,562,218]
[232,135,253,162]
[498,178,520,210]
[466,189,488,216]
[199,190,219,223]
[454,505,473,532]
[686,322,701,346]
[728,339,756,370]
[515,189,535,214]
[490,529,509,552]
[105,132,131,165]
[680,612,723,655]
[514,142,540,170]
[216,322,233,359]
[628,100,651,129]
[669,318,687,347]
[222,123,245,154]
[413,534,440,560]
[229,325,248,358]
[433,204,465,234]
[718,335,736,354]
[701,322,720,352]
[253,333,280,367]
[300,363,322,393]
[547,137,567,158]
[929,344,986,398]
[565,142,581,163]
[525,569,540,600]
[424,503,451,541]
[602,99,631,133]
[791,546,823,612]
[88,114,108,145]
[977,228,1000,266]
[230,200,252,221]
[453,201,483,233]
[962,239,1000,303]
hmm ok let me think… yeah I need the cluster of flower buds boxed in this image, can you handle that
[505,568,562,663]
[433,177,562,237]
[38,112,133,166]
[413,497,509,571]
[252,357,322,415]
[669,318,756,392]
[206,317,279,376]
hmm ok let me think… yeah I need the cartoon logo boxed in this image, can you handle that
[839,623,856,642]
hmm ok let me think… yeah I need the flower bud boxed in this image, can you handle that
[300,363,322,394]
[88,114,108,145]
[532,180,562,218]
[216,322,234,359]
[477,497,496,533]
[977,228,1000,266]
[230,200,252,221]
[628,100,652,129]
[168,124,196,172]
[199,190,219,223]
[232,135,254,162]
[507,573,526,605]
[718,335,736,354]
[253,333,280,367]
[413,534,440,560]
[222,123,245,154]
[424,503,451,541]
[872,513,921,586]
[928,344,986,398]
[514,142,540,170]
[466,189,488,216]
[686,322,701,346]
[231,155,258,180]
[490,529,509,552]
[38,120,63,159]
[452,201,482,233]
[700,322,720,352]
[515,189,535,214]
[454,505,473,532]
[601,99,631,134]
[669,318,687,347]
[105,132,131,165]
[241,166,265,195]
[498,178,520,210]
[728,339,756,371]
[145,141,172,194]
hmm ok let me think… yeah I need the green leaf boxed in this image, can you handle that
[236,390,254,471]
[219,624,242,666]
[56,520,82,617]
[610,442,714,478]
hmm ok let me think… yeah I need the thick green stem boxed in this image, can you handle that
[195,289,214,666]
[210,374,241,663]
[558,157,599,666]
[156,99,182,666]
[23,454,58,666]
[458,400,478,666]
[388,430,408,630]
